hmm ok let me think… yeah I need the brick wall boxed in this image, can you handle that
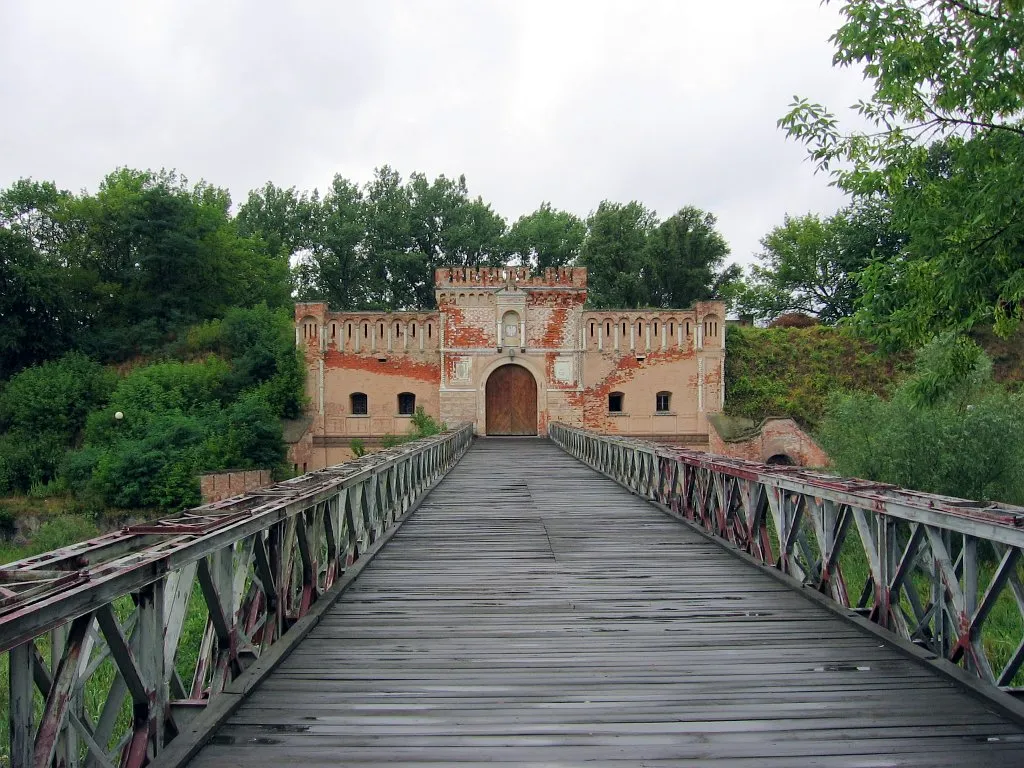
[200,469,273,503]
[708,417,830,467]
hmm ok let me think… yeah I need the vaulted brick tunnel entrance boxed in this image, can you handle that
[485,364,538,435]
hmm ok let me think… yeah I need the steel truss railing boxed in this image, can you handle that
[551,422,1024,693]
[1,424,473,768]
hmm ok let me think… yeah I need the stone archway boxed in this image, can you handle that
[485,364,538,435]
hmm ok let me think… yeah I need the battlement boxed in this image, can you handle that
[434,266,587,289]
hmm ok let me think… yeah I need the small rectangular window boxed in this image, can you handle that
[656,393,671,412]
[398,392,416,415]
[608,393,624,413]
[351,392,368,415]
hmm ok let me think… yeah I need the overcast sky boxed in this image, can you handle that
[0,0,870,270]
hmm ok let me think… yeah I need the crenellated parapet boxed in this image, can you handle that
[434,265,587,289]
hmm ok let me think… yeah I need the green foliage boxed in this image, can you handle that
[580,202,740,310]
[578,201,656,309]
[0,353,115,437]
[410,406,444,438]
[819,340,1024,504]
[738,201,904,324]
[505,203,586,270]
[26,516,99,556]
[724,325,910,428]
[781,1,1024,345]
[56,308,304,511]
[0,354,115,493]
[380,434,402,449]
[350,438,366,458]
[646,207,738,310]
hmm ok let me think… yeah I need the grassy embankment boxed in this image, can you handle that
[731,324,1024,684]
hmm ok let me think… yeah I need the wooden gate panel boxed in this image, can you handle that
[486,365,537,435]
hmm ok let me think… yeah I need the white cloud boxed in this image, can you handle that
[0,0,871,267]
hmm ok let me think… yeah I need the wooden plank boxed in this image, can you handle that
[186,438,1024,766]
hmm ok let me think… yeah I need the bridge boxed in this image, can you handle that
[4,426,1024,766]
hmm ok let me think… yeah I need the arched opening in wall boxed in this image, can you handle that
[589,321,595,339]
[427,322,433,339]
[411,322,416,338]
[668,321,675,341]
[621,321,627,337]
[350,392,368,415]
[397,392,416,415]
[605,321,611,337]
[766,453,795,466]
[330,322,337,341]
[703,314,720,341]
[636,320,643,337]
[379,322,384,339]
[363,323,368,339]
[502,310,520,343]
[653,320,659,336]
[300,317,318,340]
[485,364,537,436]
[346,322,353,340]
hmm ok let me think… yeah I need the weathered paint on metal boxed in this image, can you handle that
[549,422,1024,693]
[2,424,473,768]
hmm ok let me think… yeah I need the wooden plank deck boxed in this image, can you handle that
[189,438,1024,766]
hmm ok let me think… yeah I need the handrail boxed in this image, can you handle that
[550,422,1024,693]
[2,424,473,768]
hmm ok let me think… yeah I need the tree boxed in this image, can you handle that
[0,180,85,377]
[579,201,656,308]
[236,181,317,264]
[645,206,737,309]
[781,0,1024,345]
[738,201,903,324]
[505,203,586,270]
[294,175,367,310]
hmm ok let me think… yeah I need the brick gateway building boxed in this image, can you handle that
[290,266,724,470]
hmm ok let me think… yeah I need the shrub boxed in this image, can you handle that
[350,439,366,458]
[410,406,444,438]
[0,352,116,437]
[215,390,285,469]
[818,337,1024,505]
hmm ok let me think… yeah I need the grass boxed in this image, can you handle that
[724,325,913,429]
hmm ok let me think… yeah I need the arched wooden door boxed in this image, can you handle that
[485,365,538,435]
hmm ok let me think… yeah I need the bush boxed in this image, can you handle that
[818,337,1024,505]
[0,352,116,437]
[0,430,70,494]
[410,406,445,438]
[215,390,286,469]
[350,438,366,458]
